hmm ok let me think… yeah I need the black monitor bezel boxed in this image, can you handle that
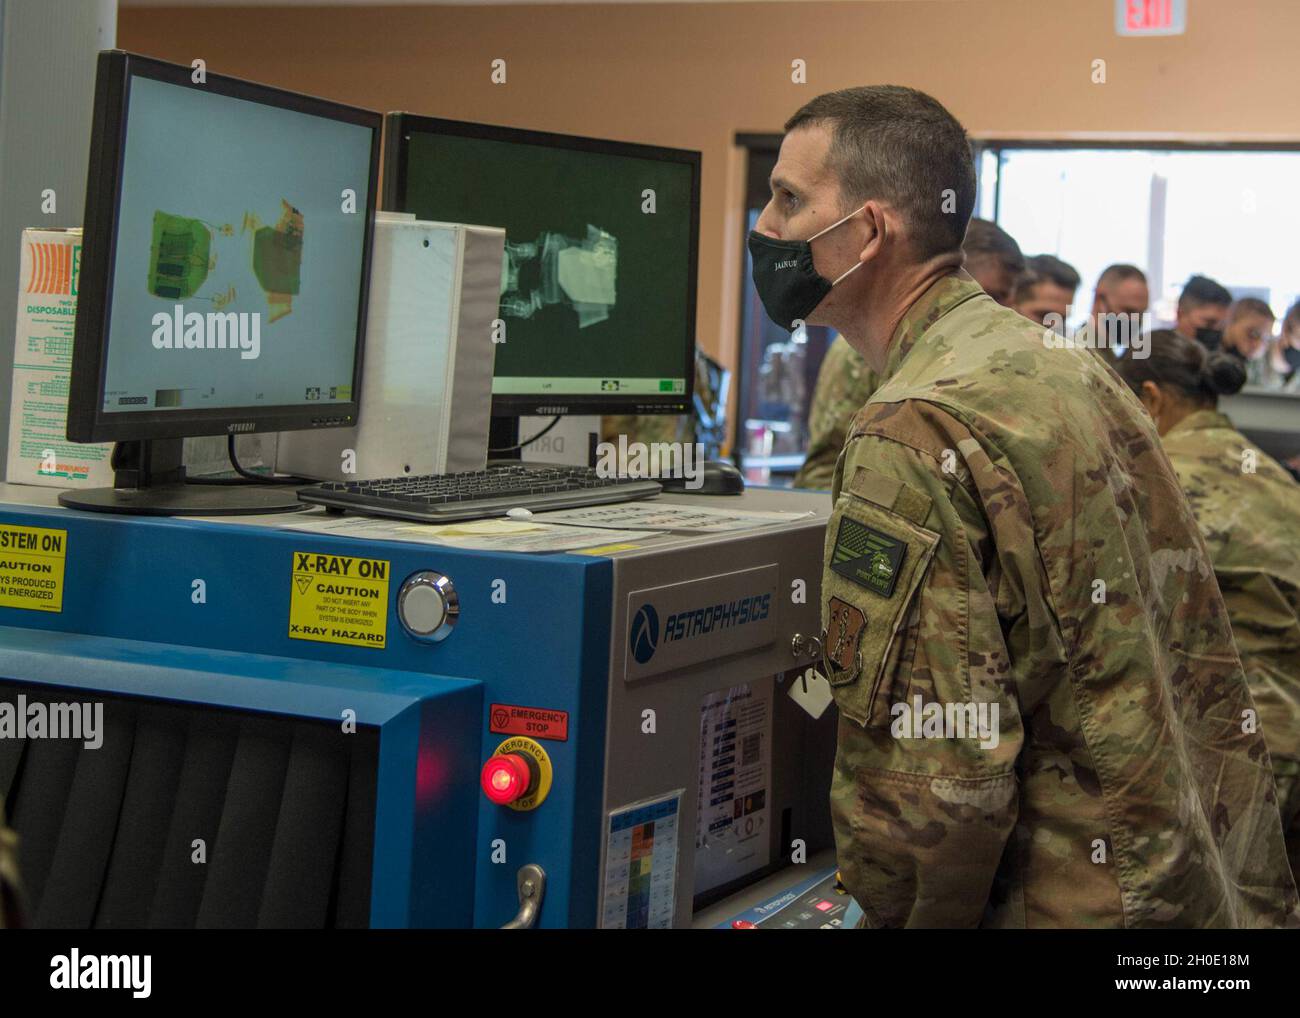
[382,112,700,417]
[67,50,383,444]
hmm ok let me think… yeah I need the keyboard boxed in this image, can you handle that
[296,464,663,523]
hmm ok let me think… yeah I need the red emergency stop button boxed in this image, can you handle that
[481,753,533,805]
[731,920,758,930]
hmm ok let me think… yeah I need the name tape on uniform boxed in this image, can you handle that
[0,524,67,612]
[289,551,389,649]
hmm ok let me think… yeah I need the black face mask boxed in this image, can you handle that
[1283,345,1300,373]
[1195,327,1224,350]
[747,205,865,330]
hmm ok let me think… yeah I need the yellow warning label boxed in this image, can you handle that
[289,550,389,649]
[0,524,66,613]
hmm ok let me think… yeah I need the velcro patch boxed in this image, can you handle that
[830,516,907,597]
[825,596,866,676]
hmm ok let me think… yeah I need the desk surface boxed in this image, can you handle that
[0,481,832,559]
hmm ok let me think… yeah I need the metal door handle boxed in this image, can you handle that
[500,863,546,929]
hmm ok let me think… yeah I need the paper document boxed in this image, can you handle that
[536,502,813,533]
[272,511,658,552]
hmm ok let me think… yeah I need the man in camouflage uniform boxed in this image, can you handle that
[753,85,1298,927]
[793,218,1024,489]
[1111,330,1300,883]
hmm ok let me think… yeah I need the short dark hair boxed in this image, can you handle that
[1097,263,1146,288]
[1227,296,1274,323]
[963,218,1024,274]
[783,85,976,260]
[1178,275,1232,313]
[1110,328,1246,407]
[1022,254,1081,293]
[1285,301,1300,334]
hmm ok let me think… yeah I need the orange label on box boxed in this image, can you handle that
[489,703,569,742]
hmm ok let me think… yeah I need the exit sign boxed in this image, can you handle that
[1116,0,1186,36]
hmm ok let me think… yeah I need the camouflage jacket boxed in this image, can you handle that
[794,337,880,490]
[1161,409,1300,764]
[823,272,1299,928]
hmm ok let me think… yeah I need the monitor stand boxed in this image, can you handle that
[58,439,305,517]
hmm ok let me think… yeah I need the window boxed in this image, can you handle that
[979,143,1300,325]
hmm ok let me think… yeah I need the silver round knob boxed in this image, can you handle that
[397,571,459,642]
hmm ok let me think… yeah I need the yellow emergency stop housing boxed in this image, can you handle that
[492,736,553,811]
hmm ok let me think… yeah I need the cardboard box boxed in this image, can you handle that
[6,227,114,487]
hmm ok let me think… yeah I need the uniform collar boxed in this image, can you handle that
[1166,407,1233,436]
[880,271,987,382]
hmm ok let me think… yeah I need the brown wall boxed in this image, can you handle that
[119,0,1300,373]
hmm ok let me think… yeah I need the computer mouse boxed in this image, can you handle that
[658,459,745,496]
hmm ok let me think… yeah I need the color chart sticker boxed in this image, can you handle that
[600,790,683,930]
[289,550,389,649]
[0,524,66,613]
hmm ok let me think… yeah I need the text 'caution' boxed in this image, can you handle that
[289,551,389,649]
[0,524,66,613]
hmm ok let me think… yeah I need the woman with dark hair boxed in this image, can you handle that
[1112,329,1300,880]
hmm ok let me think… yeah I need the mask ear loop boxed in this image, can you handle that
[810,204,870,286]
[808,203,868,242]
[830,259,863,286]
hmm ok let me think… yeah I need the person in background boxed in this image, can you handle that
[1259,301,1300,393]
[1218,297,1276,385]
[793,218,1023,488]
[1175,274,1233,345]
[1110,329,1300,883]
[1091,263,1149,318]
[1012,254,1080,328]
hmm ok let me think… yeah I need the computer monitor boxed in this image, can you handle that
[382,114,700,440]
[62,51,382,514]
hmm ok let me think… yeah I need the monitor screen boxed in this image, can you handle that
[385,115,699,416]
[67,52,381,443]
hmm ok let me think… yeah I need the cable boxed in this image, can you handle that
[186,435,313,485]
[488,415,561,454]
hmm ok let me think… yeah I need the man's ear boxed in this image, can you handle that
[856,200,889,264]
[1138,380,1163,417]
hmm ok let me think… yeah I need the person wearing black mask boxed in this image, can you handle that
[1219,297,1275,384]
[1174,274,1232,348]
[1261,300,1300,392]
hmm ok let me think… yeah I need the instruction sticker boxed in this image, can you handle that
[0,524,66,613]
[694,681,773,896]
[289,550,389,649]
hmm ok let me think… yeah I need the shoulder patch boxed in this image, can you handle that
[825,596,866,677]
[830,515,907,597]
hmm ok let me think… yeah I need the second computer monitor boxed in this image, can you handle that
[382,114,699,416]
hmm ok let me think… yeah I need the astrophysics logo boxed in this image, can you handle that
[630,603,660,663]
[629,594,772,665]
